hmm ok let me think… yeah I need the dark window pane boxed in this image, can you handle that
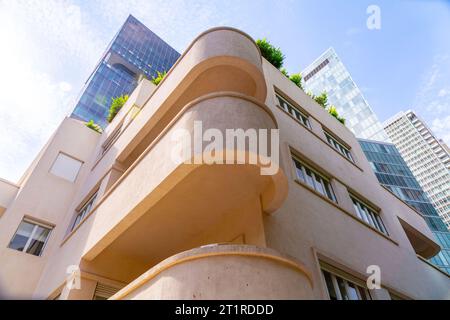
[26,226,50,256]
[322,271,337,300]
[8,221,34,252]
[337,277,349,300]
[347,283,359,300]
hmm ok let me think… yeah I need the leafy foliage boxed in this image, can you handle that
[85,120,102,133]
[314,92,328,108]
[307,91,346,125]
[281,68,289,77]
[107,94,129,123]
[151,71,167,85]
[328,106,346,124]
[289,73,303,90]
[256,38,285,69]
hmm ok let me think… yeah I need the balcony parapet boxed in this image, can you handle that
[110,244,314,300]
[117,27,268,165]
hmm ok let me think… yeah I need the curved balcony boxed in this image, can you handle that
[110,244,314,300]
[68,93,288,282]
[117,27,268,165]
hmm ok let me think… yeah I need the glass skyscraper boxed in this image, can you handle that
[71,15,180,128]
[302,48,388,141]
[359,138,450,274]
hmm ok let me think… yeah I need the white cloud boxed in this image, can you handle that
[2,0,105,68]
[0,4,76,182]
[413,54,450,145]
[59,82,73,92]
[0,0,251,182]
[431,116,450,145]
[438,88,449,97]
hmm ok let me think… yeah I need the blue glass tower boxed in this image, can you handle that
[359,139,450,274]
[71,15,180,127]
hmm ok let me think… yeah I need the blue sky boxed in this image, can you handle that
[0,0,449,182]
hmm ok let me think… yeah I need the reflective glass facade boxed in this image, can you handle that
[71,15,180,127]
[359,139,450,274]
[302,48,388,141]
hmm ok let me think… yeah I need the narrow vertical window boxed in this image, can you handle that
[71,191,99,231]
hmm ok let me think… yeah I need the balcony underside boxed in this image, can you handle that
[82,163,283,283]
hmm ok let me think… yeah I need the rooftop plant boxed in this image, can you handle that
[289,72,303,90]
[328,105,346,124]
[281,68,289,77]
[107,94,129,123]
[307,91,346,125]
[255,38,285,69]
[151,70,167,86]
[85,120,102,133]
[314,92,328,108]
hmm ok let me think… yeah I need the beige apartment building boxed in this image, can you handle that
[0,27,449,300]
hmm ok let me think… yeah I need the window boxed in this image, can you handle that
[321,269,371,300]
[9,219,52,256]
[292,157,336,202]
[276,94,311,128]
[71,191,98,231]
[351,196,388,235]
[50,152,83,182]
[324,132,354,162]
[101,123,123,155]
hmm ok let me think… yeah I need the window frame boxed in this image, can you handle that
[8,218,53,257]
[351,195,388,235]
[275,93,311,129]
[321,267,371,300]
[292,156,337,203]
[70,190,99,232]
[324,131,354,163]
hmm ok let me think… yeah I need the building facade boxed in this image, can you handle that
[71,15,180,128]
[384,111,450,229]
[0,28,448,300]
[302,47,388,141]
[359,139,450,274]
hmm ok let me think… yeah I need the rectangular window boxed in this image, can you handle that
[276,94,311,128]
[351,196,388,235]
[292,157,336,202]
[9,219,52,256]
[321,269,371,300]
[71,191,98,231]
[324,132,354,162]
[50,152,83,182]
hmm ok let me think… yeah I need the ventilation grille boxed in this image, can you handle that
[94,283,121,300]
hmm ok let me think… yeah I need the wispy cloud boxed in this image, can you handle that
[0,0,102,182]
[0,0,247,182]
[413,54,450,145]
